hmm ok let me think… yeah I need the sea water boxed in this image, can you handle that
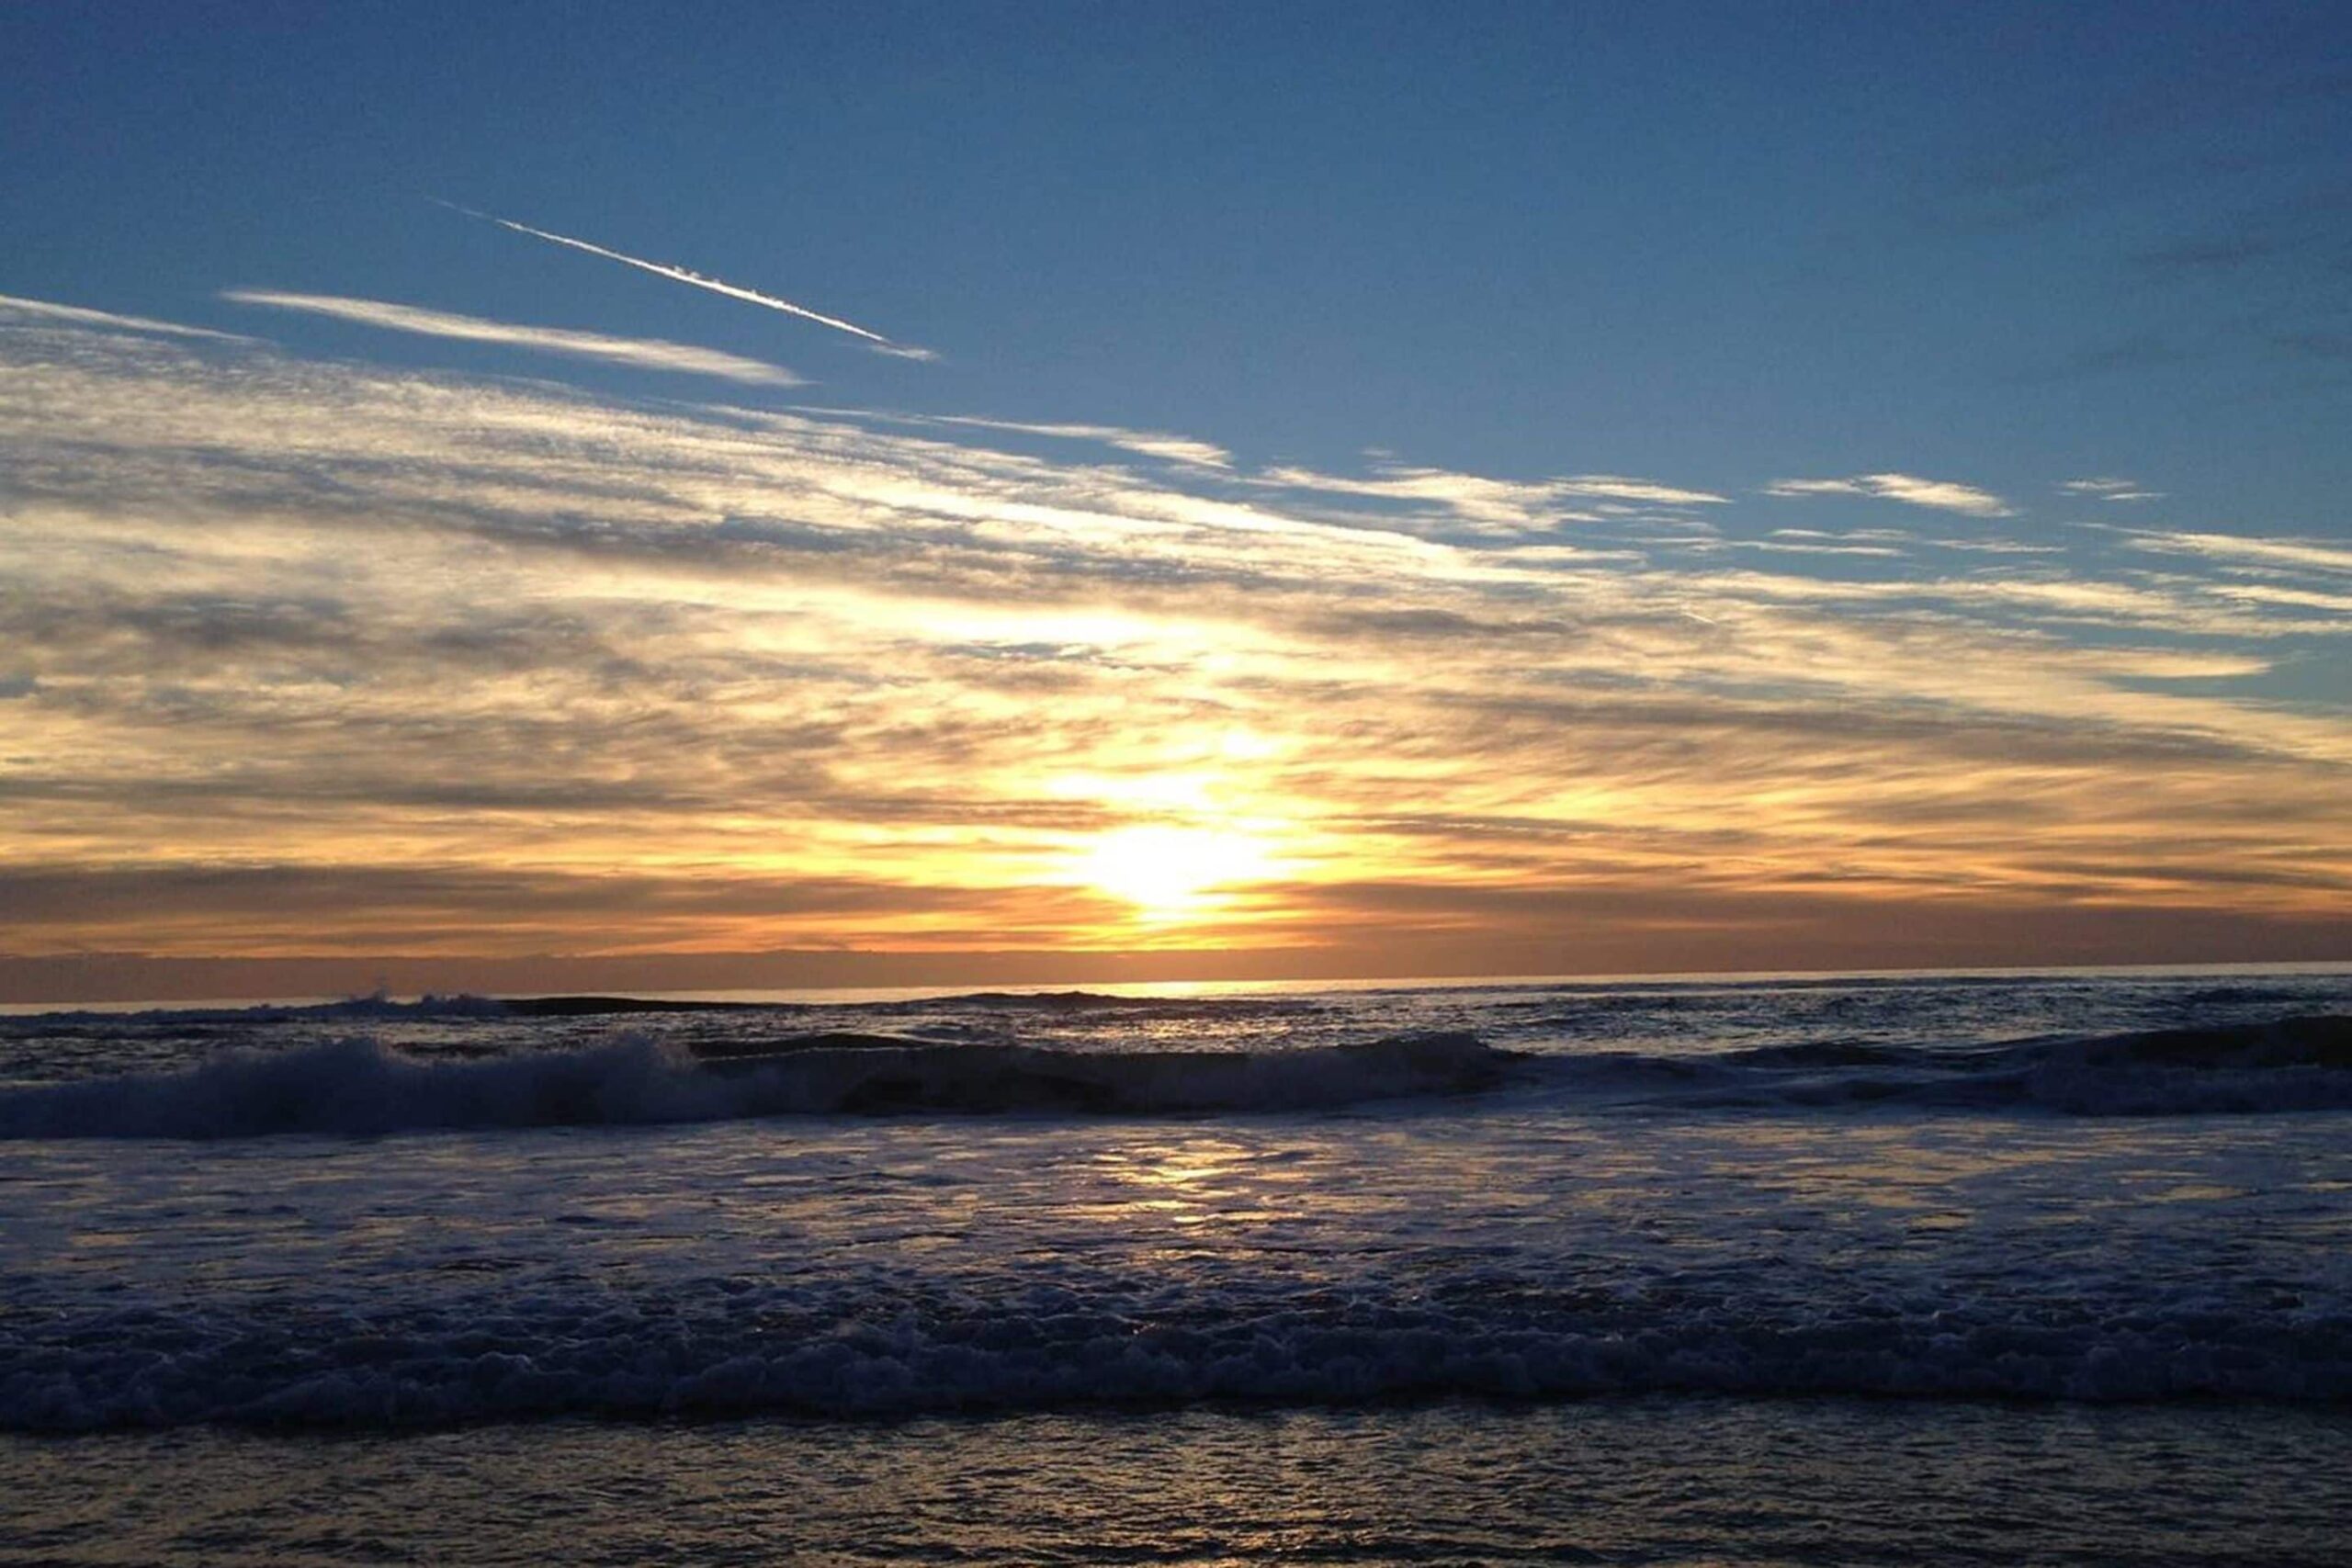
[3,969,2347,1564]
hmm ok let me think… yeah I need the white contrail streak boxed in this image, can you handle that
[434,199,933,360]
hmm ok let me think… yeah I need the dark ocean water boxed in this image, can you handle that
[4,967,2348,1563]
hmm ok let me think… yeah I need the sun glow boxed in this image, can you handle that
[1076,824,1274,920]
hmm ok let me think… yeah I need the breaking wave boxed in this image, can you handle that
[0,1031,1516,1139]
[2,1015,2346,1141]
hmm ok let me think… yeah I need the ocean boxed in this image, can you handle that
[3,968,2348,1564]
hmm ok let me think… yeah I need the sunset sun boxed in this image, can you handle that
[1075,824,1275,920]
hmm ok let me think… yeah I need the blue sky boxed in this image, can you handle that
[9,1,2347,508]
[2,4,2348,988]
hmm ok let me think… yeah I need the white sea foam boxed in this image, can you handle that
[6,1265,2346,1431]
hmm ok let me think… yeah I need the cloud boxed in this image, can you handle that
[1732,539,1906,558]
[2,302,2347,969]
[2060,477,2165,502]
[0,292,253,343]
[819,409,1232,468]
[934,416,1230,469]
[2203,583,2352,615]
[1546,474,1729,506]
[2123,528,2352,577]
[435,200,934,360]
[1254,463,1724,533]
[1926,537,2062,555]
[1765,472,2015,518]
[222,290,805,386]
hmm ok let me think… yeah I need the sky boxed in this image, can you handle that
[2,2,2348,998]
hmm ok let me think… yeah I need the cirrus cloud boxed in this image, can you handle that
[1765,472,2015,518]
[224,289,805,387]
[1,294,2345,982]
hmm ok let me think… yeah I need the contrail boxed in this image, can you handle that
[433,199,933,360]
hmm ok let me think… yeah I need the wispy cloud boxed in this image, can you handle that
[1765,473,2015,518]
[0,292,253,343]
[2203,582,2352,615]
[830,411,1231,468]
[1927,536,2063,555]
[2,296,2346,971]
[1256,464,1725,533]
[936,416,1229,468]
[2061,476,2165,502]
[223,290,804,387]
[435,199,934,361]
[2124,528,2352,576]
[1735,536,1906,558]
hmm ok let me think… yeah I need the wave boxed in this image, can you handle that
[1680,1015,2352,1115]
[7,1269,2346,1431]
[0,1031,1517,1140]
[0,992,523,1037]
[3,1016,2346,1141]
[1461,1015,2352,1117]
